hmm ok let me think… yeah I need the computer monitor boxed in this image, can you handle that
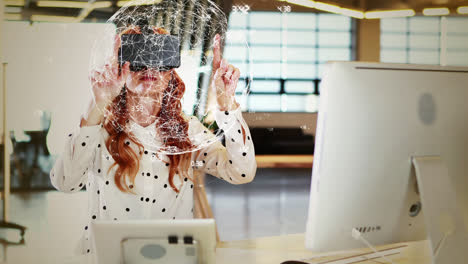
[306,62,468,263]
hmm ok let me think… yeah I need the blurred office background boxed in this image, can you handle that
[0,0,468,252]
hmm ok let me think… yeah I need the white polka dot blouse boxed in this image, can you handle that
[49,106,257,256]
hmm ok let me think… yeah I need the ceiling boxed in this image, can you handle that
[3,0,468,22]
[233,0,468,12]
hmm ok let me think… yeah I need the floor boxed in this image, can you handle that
[0,167,313,264]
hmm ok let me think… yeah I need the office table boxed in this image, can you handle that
[64,234,431,264]
[216,233,431,264]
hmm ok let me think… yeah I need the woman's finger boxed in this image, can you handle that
[92,71,101,81]
[229,68,241,94]
[111,34,121,66]
[120,61,130,82]
[224,64,234,81]
[212,34,221,72]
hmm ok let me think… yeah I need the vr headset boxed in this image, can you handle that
[118,33,181,72]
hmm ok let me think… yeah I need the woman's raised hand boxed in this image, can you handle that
[212,34,240,111]
[89,35,130,107]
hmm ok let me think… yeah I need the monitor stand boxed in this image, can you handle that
[411,156,467,264]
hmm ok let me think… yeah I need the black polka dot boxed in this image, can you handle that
[142,172,145,176]
[70,188,75,191]
[153,199,156,203]
[238,129,241,134]
[79,183,83,187]
[86,136,89,138]
[203,130,207,133]
[204,152,207,156]
[105,181,109,185]
[114,218,117,220]
[140,197,144,201]
[103,206,106,210]
[144,150,148,154]
[162,208,166,212]
[247,136,251,140]
[166,163,170,166]
[229,160,233,164]
[231,138,235,142]
[145,198,150,202]
[154,175,158,179]
[125,141,130,145]
[68,134,72,137]
[202,160,205,164]
[216,162,218,166]
[190,184,193,189]
[87,249,90,253]
[126,208,130,212]
[82,142,86,146]
[97,144,101,148]
[97,190,100,194]
[241,174,246,177]
[184,178,188,182]
[92,215,96,219]
[173,217,176,219]
[85,226,88,230]
[129,184,133,189]
[147,173,150,176]
[164,184,168,188]
[242,152,247,156]
[98,169,101,173]
[225,111,229,115]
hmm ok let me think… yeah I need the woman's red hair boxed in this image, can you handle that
[103,26,195,193]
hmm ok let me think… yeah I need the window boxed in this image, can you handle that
[381,16,468,66]
[225,11,353,112]
[446,17,468,66]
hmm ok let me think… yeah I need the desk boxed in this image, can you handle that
[256,155,314,168]
[216,233,432,264]
[66,233,431,264]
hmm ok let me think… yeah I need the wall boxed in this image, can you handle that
[2,21,113,155]
[356,19,381,62]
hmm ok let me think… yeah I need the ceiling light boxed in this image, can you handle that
[314,1,341,13]
[365,9,415,19]
[4,0,25,6]
[93,1,112,8]
[37,1,88,8]
[30,14,78,23]
[457,6,468,14]
[4,13,22,20]
[281,0,363,18]
[37,1,111,9]
[339,7,364,19]
[117,0,163,7]
[5,6,22,13]
[282,0,315,9]
[423,7,449,16]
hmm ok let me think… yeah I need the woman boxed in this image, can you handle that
[50,26,257,255]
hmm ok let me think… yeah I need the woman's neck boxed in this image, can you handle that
[126,91,162,127]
